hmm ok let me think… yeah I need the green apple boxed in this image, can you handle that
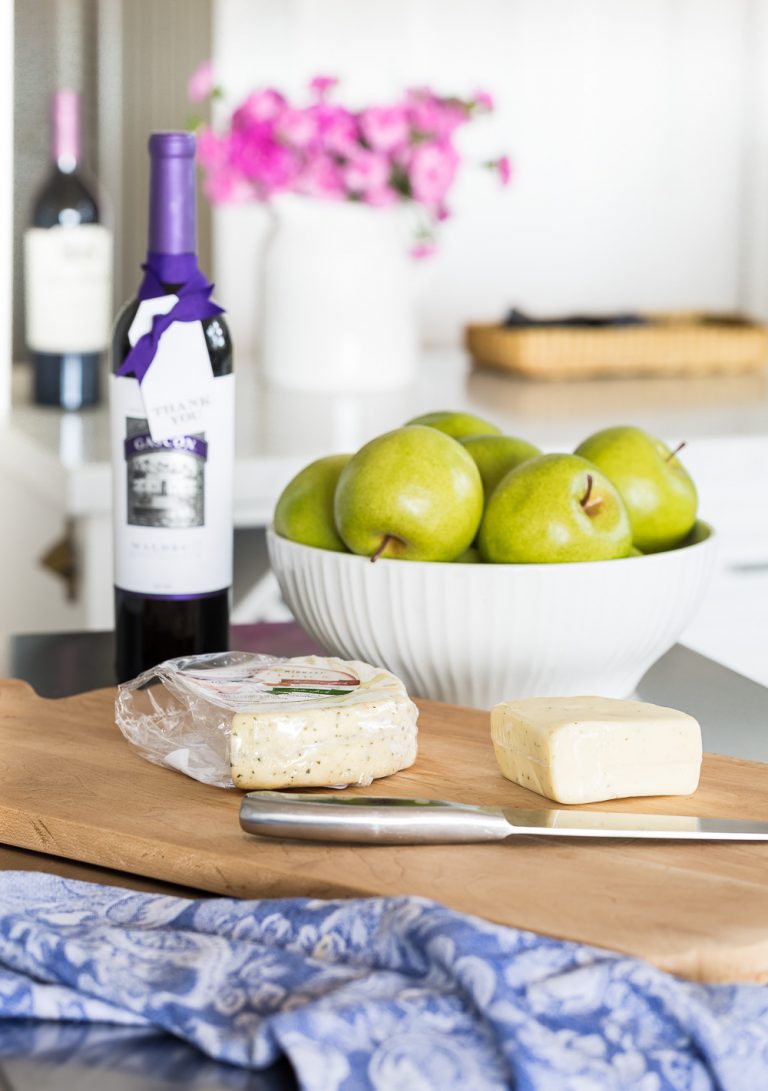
[335,426,483,561]
[405,410,502,439]
[574,426,697,553]
[274,454,352,552]
[455,546,482,563]
[458,434,542,498]
[478,453,632,563]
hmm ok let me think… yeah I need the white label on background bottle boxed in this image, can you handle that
[110,370,234,596]
[24,223,113,352]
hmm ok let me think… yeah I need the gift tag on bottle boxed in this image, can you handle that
[128,295,215,442]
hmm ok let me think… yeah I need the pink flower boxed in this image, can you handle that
[342,149,391,195]
[193,77,510,233]
[187,60,215,103]
[363,186,398,208]
[406,90,442,136]
[277,108,318,148]
[405,89,467,139]
[434,104,467,139]
[204,170,253,204]
[360,105,409,152]
[309,76,338,100]
[408,141,459,208]
[196,126,227,169]
[227,127,298,196]
[233,89,286,128]
[482,155,512,186]
[311,104,360,157]
[296,155,346,200]
[411,240,436,259]
[473,89,494,112]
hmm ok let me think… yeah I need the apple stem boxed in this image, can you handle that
[581,474,593,509]
[580,473,602,515]
[370,535,395,563]
[666,440,686,462]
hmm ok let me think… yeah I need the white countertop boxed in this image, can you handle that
[3,353,767,681]
[6,352,768,524]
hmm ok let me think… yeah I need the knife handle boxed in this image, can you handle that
[239,792,511,845]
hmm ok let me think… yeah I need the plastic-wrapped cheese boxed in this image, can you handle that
[491,696,702,805]
[229,656,418,789]
[115,651,418,790]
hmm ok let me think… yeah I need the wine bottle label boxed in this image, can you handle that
[24,224,113,353]
[110,372,234,596]
[127,296,216,442]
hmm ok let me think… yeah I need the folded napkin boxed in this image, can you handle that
[1,871,766,1091]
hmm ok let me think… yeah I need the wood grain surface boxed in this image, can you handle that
[1,678,768,983]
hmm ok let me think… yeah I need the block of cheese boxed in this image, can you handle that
[491,696,702,805]
[229,656,418,789]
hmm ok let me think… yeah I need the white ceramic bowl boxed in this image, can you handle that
[267,524,716,708]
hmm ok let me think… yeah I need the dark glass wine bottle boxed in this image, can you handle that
[24,89,112,409]
[111,131,233,683]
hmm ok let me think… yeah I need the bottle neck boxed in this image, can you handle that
[52,90,80,173]
[148,150,197,256]
[144,252,198,289]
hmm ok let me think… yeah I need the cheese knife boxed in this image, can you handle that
[239,791,768,845]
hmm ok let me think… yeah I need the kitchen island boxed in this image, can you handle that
[2,625,768,1089]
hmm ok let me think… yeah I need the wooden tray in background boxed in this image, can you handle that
[2,679,768,984]
[466,314,768,380]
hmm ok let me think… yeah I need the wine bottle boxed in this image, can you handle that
[24,89,113,409]
[111,131,233,683]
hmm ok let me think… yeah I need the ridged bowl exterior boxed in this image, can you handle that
[267,526,716,708]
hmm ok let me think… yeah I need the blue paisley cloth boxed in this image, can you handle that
[0,871,767,1091]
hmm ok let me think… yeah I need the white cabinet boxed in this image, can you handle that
[678,438,768,685]
[0,427,87,635]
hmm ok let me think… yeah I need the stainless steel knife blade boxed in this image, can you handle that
[239,791,768,845]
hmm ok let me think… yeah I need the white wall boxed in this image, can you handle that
[212,0,766,355]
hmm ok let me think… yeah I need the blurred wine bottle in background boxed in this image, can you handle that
[23,89,113,410]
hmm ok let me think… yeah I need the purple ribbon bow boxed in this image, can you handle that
[116,252,225,384]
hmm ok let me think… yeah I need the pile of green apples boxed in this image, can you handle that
[274,410,699,564]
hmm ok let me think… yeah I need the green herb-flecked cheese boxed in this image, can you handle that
[229,657,418,790]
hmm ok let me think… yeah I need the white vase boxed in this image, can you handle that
[260,196,418,391]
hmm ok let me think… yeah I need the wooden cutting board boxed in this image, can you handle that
[2,678,768,984]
